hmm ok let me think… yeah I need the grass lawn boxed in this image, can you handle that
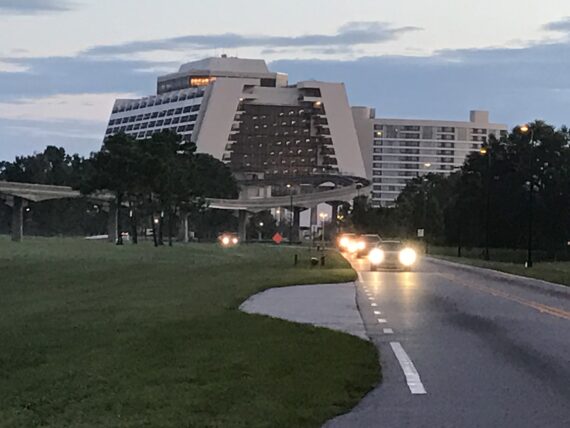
[0,238,379,428]
[432,254,570,287]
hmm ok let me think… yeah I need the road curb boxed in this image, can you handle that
[427,256,570,296]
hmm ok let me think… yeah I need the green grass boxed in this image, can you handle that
[0,237,379,428]
[432,254,570,287]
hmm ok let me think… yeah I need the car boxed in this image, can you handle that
[368,240,418,271]
[218,233,239,247]
[337,233,356,251]
[354,234,382,257]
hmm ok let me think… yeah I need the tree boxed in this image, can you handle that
[82,133,143,245]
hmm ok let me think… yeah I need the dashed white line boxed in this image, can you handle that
[373,310,381,315]
[390,342,427,395]
[377,318,387,323]
[368,297,375,301]
[383,328,394,334]
[371,303,378,307]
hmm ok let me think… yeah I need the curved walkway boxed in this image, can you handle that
[239,282,368,340]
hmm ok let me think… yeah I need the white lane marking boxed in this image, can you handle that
[368,297,375,301]
[374,310,381,315]
[377,318,387,323]
[390,342,427,395]
[371,303,378,307]
[357,272,364,282]
[383,328,394,334]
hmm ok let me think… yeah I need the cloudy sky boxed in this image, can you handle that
[1,0,570,161]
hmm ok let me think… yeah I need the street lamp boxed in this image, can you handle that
[518,124,535,268]
[480,145,492,261]
[422,163,432,254]
[319,212,329,247]
[287,184,294,244]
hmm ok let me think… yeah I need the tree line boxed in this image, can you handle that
[0,131,238,243]
[351,121,570,261]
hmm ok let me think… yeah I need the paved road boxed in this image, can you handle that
[326,257,570,428]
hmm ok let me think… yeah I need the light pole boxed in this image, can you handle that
[319,212,329,248]
[258,221,264,241]
[480,146,492,261]
[287,184,293,244]
[519,124,535,268]
[422,163,432,254]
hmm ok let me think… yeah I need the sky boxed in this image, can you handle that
[1,0,570,161]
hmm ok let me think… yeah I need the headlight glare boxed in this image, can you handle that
[368,248,384,265]
[399,248,417,266]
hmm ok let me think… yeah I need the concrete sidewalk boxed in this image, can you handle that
[240,282,369,340]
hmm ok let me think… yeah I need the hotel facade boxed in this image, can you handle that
[104,56,366,182]
[352,107,508,207]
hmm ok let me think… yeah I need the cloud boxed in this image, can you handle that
[0,0,76,14]
[0,92,137,122]
[542,17,570,34]
[84,22,422,56]
[0,118,104,161]
[0,56,171,101]
[272,38,570,127]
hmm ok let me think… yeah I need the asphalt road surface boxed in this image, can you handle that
[325,257,570,428]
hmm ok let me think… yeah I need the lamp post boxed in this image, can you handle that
[479,146,492,261]
[287,184,293,244]
[319,212,329,248]
[422,163,432,254]
[519,124,535,268]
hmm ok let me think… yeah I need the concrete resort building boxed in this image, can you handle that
[105,56,366,181]
[352,108,508,207]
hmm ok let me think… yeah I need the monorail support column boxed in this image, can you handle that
[238,210,248,243]
[310,206,318,240]
[11,196,24,242]
[328,202,340,238]
[107,201,118,244]
[293,207,302,244]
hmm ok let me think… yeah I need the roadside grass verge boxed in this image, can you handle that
[0,237,379,428]
[431,253,570,287]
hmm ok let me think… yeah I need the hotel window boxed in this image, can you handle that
[183,106,192,113]
[167,110,174,116]
[151,112,158,118]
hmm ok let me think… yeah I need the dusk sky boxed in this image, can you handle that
[2,0,570,161]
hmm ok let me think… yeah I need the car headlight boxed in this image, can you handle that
[339,236,350,248]
[221,236,230,246]
[368,248,384,265]
[232,237,239,245]
[399,248,417,266]
[356,241,366,251]
[347,241,358,253]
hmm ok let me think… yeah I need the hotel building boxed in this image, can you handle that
[104,56,366,181]
[352,107,508,207]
